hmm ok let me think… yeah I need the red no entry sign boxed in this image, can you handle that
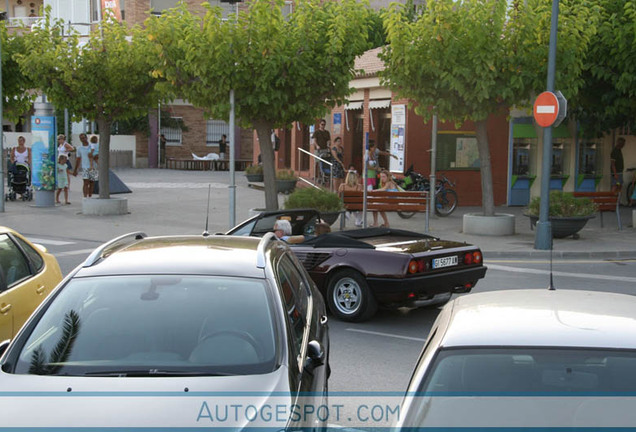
[533,91,559,128]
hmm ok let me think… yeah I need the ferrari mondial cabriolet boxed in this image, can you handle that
[227,210,487,322]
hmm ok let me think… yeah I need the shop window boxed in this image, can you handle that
[436,133,480,170]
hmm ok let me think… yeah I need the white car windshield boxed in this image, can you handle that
[405,347,636,427]
[11,275,277,377]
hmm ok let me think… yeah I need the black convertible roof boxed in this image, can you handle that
[301,227,434,249]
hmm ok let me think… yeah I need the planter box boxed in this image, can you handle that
[526,214,595,239]
[276,179,297,194]
[319,211,343,226]
[245,174,264,183]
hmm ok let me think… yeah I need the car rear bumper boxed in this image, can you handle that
[367,266,487,306]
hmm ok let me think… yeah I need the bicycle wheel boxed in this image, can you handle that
[397,211,416,219]
[435,189,458,217]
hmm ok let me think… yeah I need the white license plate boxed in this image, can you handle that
[433,255,458,269]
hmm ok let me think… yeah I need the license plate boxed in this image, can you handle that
[433,255,458,269]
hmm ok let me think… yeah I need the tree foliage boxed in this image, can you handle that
[146,0,370,210]
[381,0,598,215]
[17,11,164,198]
[575,0,636,137]
[1,24,36,122]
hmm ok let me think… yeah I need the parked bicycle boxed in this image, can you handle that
[396,166,458,218]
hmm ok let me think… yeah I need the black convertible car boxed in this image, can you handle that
[227,209,487,322]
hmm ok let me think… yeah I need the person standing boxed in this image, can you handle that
[330,136,346,191]
[57,134,74,189]
[311,119,331,156]
[55,154,70,205]
[611,137,625,194]
[10,136,31,170]
[366,140,396,190]
[218,134,228,170]
[159,134,167,168]
[73,133,94,198]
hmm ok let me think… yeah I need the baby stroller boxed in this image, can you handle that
[6,163,33,201]
[316,150,333,188]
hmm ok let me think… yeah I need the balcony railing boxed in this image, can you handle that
[7,16,43,28]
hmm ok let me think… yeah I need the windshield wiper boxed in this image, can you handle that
[83,369,236,377]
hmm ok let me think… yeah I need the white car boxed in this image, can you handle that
[397,289,636,428]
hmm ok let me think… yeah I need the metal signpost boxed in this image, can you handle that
[534,0,564,250]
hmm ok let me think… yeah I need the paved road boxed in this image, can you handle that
[24,232,636,401]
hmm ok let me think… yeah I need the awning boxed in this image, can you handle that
[345,101,363,110]
[369,99,391,109]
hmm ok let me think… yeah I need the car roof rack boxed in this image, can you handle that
[82,232,147,267]
[256,232,278,269]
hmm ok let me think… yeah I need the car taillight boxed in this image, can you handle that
[473,251,482,264]
[408,259,427,274]
[464,251,482,265]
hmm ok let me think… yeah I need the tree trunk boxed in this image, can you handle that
[475,119,495,216]
[253,120,278,210]
[97,118,111,199]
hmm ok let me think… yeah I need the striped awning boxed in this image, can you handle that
[369,99,391,109]
[345,101,363,110]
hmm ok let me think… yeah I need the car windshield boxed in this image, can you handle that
[405,347,636,427]
[421,347,636,394]
[10,275,278,377]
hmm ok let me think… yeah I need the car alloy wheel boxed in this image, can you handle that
[327,269,377,322]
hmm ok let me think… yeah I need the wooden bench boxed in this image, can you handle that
[573,191,622,230]
[340,190,429,228]
[212,158,253,171]
[166,158,213,171]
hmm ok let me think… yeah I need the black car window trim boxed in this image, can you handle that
[0,234,34,289]
[12,235,45,274]
[275,253,313,373]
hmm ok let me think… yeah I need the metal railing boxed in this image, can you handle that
[297,148,333,191]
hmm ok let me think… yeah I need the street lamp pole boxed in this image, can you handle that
[534,0,559,250]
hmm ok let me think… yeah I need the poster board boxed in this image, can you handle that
[389,104,406,173]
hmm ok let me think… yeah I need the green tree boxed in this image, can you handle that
[147,0,370,210]
[382,0,597,216]
[1,24,36,122]
[17,12,164,198]
[575,0,636,137]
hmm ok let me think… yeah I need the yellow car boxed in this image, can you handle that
[0,226,62,341]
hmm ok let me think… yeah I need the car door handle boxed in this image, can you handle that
[320,315,328,325]
[0,304,11,314]
[36,285,46,295]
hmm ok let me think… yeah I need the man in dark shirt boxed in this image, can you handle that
[611,137,625,193]
[311,119,331,155]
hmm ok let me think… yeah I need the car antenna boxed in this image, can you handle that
[548,235,556,290]
[202,184,211,237]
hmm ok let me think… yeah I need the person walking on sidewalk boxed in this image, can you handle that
[55,154,70,205]
[73,133,95,198]
[611,137,625,194]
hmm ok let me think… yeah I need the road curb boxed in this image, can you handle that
[483,250,636,260]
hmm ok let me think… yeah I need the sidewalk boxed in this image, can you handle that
[2,168,635,259]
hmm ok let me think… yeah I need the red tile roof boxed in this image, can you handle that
[354,47,386,78]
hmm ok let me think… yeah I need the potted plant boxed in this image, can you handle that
[284,186,344,225]
[244,164,263,183]
[525,191,597,239]
[275,169,298,194]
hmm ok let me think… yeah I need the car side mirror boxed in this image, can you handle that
[304,340,325,372]
[0,339,10,358]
